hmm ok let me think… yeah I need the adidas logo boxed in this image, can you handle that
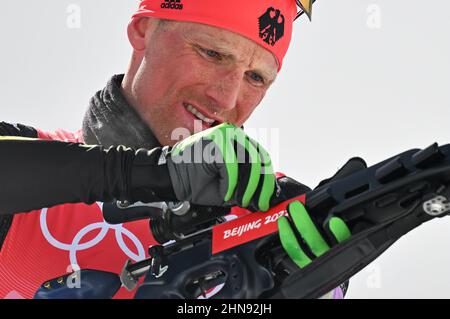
[161,0,183,10]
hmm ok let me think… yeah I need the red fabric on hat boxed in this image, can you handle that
[132,0,298,71]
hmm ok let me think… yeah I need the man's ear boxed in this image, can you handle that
[127,17,152,51]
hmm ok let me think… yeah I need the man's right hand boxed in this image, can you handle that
[165,123,276,212]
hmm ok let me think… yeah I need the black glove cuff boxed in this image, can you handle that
[129,147,176,202]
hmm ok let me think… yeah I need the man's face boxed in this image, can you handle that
[129,19,278,146]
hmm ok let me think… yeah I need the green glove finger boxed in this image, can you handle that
[171,123,239,202]
[246,136,275,211]
[211,126,238,202]
[258,169,275,212]
[328,217,352,243]
[234,129,261,207]
[257,148,275,211]
[278,216,312,268]
[288,201,330,257]
[197,123,239,202]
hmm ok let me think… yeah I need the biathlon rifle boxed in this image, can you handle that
[35,142,450,299]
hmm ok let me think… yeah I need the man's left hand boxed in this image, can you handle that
[278,200,352,268]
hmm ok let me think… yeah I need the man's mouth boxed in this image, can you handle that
[183,102,220,126]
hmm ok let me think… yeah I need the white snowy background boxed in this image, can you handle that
[1,1,449,298]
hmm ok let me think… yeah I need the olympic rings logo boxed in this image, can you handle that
[39,202,146,267]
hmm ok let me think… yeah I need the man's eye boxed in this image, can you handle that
[202,48,222,60]
[247,72,265,84]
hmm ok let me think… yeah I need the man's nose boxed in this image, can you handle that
[204,69,243,111]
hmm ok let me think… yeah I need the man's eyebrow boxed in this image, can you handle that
[188,32,235,56]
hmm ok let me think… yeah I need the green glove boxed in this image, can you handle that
[166,123,276,211]
[278,201,351,268]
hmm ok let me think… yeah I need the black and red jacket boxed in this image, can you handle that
[0,122,346,299]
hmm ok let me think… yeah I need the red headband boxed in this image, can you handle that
[132,0,298,71]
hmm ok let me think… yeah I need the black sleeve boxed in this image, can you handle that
[0,122,40,250]
[0,121,38,138]
[0,124,176,215]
